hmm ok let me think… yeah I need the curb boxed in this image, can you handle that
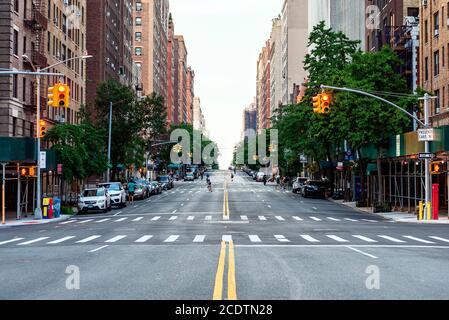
[0,214,73,228]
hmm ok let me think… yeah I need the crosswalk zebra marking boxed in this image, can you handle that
[240,215,248,221]
[135,235,153,243]
[378,235,405,243]
[403,236,435,244]
[187,216,195,221]
[0,238,24,245]
[222,235,232,242]
[193,235,206,243]
[258,216,267,221]
[59,220,75,225]
[17,237,50,246]
[275,216,285,221]
[327,217,341,222]
[274,235,290,242]
[326,235,349,243]
[132,217,144,222]
[352,235,378,243]
[169,216,178,221]
[164,235,179,243]
[310,217,322,221]
[344,218,358,222]
[293,216,303,221]
[249,235,262,243]
[76,235,101,243]
[205,216,212,221]
[151,216,161,221]
[78,219,93,224]
[429,236,449,243]
[300,235,320,243]
[47,236,76,244]
[105,235,127,243]
[96,219,111,223]
[114,218,127,222]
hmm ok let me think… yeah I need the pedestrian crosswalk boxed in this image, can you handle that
[3,234,449,248]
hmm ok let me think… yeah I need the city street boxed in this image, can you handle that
[0,171,448,299]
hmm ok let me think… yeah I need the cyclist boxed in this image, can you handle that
[206,174,212,192]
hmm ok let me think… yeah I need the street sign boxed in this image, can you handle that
[418,129,435,142]
[419,153,435,160]
[40,151,46,169]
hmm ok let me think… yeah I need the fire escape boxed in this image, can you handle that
[23,0,48,117]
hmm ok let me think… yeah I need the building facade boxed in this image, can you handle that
[175,35,187,124]
[186,67,194,124]
[192,97,206,135]
[270,16,283,118]
[281,0,309,105]
[86,0,134,108]
[166,13,175,125]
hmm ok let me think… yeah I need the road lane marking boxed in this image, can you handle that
[228,241,237,300]
[378,235,406,243]
[213,241,227,300]
[352,235,378,243]
[258,216,267,221]
[164,235,179,243]
[300,235,320,243]
[429,236,449,243]
[172,210,177,214]
[249,235,262,243]
[193,235,206,243]
[47,236,75,244]
[76,235,101,243]
[187,216,195,220]
[0,238,24,245]
[169,216,178,221]
[77,219,93,224]
[240,215,248,221]
[267,205,272,208]
[275,216,285,221]
[17,237,50,245]
[180,204,184,207]
[403,236,435,244]
[312,207,318,210]
[345,246,378,259]
[105,235,127,243]
[205,216,212,221]
[89,245,109,253]
[274,235,290,242]
[361,219,378,223]
[151,216,161,221]
[327,217,341,221]
[135,235,153,243]
[344,218,358,222]
[327,235,349,243]
[59,220,75,225]
[310,217,322,221]
[96,219,111,223]
[222,235,232,242]
[113,211,122,217]
[132,217,144,222]
[293,216,303,221]
[114,218,127,222]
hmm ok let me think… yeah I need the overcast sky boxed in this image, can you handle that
[170,0,284,168]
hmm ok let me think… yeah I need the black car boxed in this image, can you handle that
[301,180,326,198]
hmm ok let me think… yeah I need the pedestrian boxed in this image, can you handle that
[231,173,234,181]
[263,174,267,186]
[127,179,136,203]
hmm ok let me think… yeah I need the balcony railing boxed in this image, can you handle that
[31,50,47,68]
[24,9,48,31]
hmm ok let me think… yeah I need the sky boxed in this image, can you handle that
[170,0,284,169]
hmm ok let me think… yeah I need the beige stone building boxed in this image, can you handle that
[420,0,449,127]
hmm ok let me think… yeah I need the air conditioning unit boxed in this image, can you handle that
[436,108,440,114]
[435,29,439,36]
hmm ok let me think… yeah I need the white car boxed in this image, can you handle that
[256,172,266,182]
[98,182,127,208]
[78,187,112,213]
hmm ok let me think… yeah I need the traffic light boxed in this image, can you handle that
[39,120,46,138]
[47,85,58,107]
[20,168,27,176]
[56,83,70,108]
[29,166,35,177]
[312,94,321,113]
[431,161,443,174]
[321,94,331,114]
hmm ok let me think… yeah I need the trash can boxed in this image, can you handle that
[53,197,61,218]
[48,198,54,219]
[42,197,50,219]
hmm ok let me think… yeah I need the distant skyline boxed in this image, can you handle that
[170,0,284,168]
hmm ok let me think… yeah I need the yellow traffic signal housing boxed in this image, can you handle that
[431,161,443,174]
[321,94,331,114]
[312,94,321,113]
[47,85,58,107]
[39,120,46,138]
[56,83,70,108]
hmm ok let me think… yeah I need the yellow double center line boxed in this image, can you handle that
[213,240,237,300]
[223,181,229,219]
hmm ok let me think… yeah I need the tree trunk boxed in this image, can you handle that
[376,146,383,205]
[357,148,366,204]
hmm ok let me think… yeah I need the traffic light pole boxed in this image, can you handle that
[35,69,42,219]
[320,85,434,220]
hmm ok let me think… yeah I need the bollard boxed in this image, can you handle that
[419,201,423,221]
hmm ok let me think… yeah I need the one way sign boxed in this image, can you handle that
[418,153,435,160]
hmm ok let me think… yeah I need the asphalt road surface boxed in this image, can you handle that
[1,171,449,299]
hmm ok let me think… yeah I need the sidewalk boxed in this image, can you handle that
[0,211,72,228]
[330,199,449,224]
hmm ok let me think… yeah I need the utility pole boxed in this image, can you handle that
[107,101,113,182]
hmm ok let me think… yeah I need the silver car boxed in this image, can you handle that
[98,182,127,208]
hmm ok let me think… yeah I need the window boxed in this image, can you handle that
[23,36,26,55]
[136,17,142,26]
[135,47,142,56]
[434,12,440,36]
[136,2,142,11]
[444,46,446,68]
[30,122,34,137]
[425,20,428,43]
[135,32,142,42]
[12,75,18,98]
[22,78,26,102]
[12,118,17,136]
[13,29,18,55]
[435,89,440,114]
[407,7,419,17]
[434,50,440,76]
[13,0,19,13]
[425,57,429,81]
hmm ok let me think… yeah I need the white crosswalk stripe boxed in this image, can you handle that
[327,235,349,243]
[135,235,153,243]
[429,236,449,243]
[205,216,212,221]
[17,237,50,245]
[344,218,358,222]
[403,236,435,244]
[258,216,267,221]
[193,235,206,243]
[293,216,303,221]
[96,219,111,223]
[114,218,127,222]
[352,235,378,243]
[59,220,75,225]
[240,215,248,221]
[249,235,262,243]
[151,216,161,221]
[222,235,232,242]
[327,217,341,221]
[47,236,75,244]
[187,216,195,221]
[132,217,144,222]
[300,235,320,243]
[0,238,24,245]
[310,217,322,221]
[76,235,101,243]
[274,235,290,242]
[105,235,127,243]
[164,235,179,243]
[78,219,93,224]
[361,219,378,223]
[378,235,406,243]
[169,216,178,221]
[275,216,285,221]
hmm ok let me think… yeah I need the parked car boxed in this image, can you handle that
[184,173,195,181]
[149,181,162,195]
[157,175,174,190]
[292,177,308,194]
[133,183,147,200]
[252,172,257,180]
[78,187,112,213]
[97,182,127,208]
[301,180,327,198]
[137,179,152,198]
[256,172,265,182]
